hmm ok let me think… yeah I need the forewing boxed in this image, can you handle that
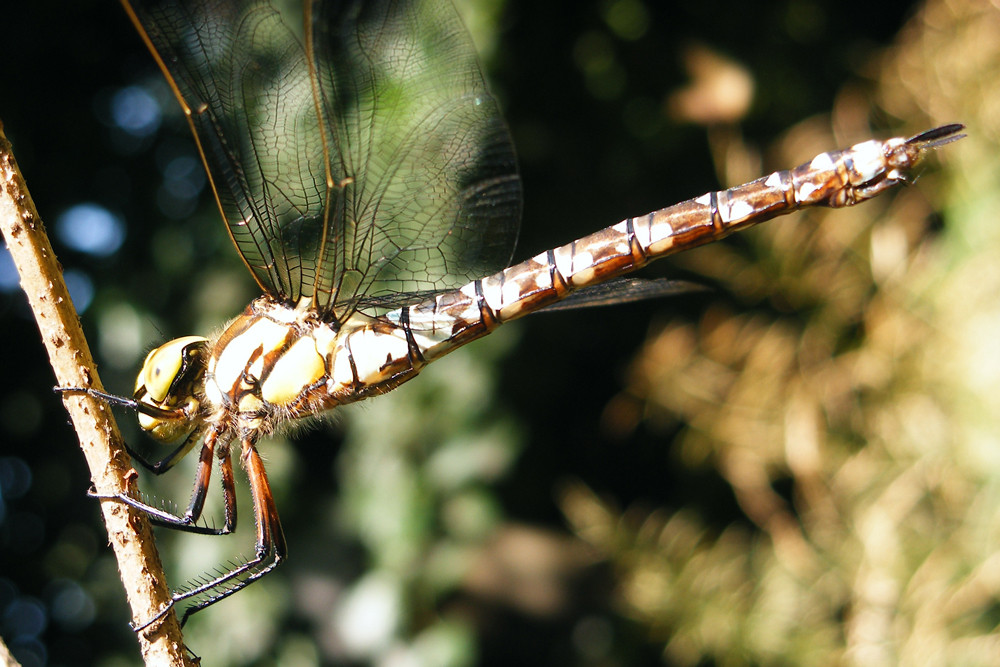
[123,0,522,319]
[123,0,329,301]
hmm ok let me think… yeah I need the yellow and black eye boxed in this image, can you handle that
[136,336,209,404]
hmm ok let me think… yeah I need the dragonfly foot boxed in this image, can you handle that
[130,600,175,633]
[55,385,140,409]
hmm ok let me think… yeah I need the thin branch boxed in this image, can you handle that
[0,633,23,667]
[0,122,194,665]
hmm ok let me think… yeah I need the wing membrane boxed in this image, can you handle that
[122,0,522,320]
[307,0,521,318]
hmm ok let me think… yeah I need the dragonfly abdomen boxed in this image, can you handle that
[388,129,960,367]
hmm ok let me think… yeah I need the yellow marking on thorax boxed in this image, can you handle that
[261,335,327,406]
[213,317,291,394]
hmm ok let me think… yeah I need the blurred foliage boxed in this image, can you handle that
[0,0,991,666]
[559,1,999,665]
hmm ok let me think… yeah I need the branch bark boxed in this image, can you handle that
[0,122,194,665]
[0,633,23,667]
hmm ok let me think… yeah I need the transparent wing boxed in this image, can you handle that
[536,278,706,312]
[307,0,522,319]
[122,0,522,321]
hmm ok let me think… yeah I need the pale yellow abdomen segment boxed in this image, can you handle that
[326,318,419,396]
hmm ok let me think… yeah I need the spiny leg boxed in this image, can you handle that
[163,438,286,627]
[128,442,241,633]
[91,427,236,537]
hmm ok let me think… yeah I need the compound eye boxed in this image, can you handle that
[141,348,181,403]
[136,335,209,404]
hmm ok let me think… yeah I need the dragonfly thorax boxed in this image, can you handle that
[200,296,425,438]
[134,335,209,443]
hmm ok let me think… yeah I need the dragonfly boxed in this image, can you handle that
[67,0,963,628]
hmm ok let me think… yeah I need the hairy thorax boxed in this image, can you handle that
[203,296,426,437]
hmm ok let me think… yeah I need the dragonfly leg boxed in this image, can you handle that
[55,385,138,409]
[90,427,236,536]
[162,437,286,626]
[123,425,202,475]
[129,442,243,633]
[55,385,188,425]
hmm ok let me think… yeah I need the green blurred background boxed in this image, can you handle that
[0,0,993,665]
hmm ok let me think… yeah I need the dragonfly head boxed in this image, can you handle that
[134,335,210,442]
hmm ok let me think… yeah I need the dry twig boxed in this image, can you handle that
[0,122,194,665]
